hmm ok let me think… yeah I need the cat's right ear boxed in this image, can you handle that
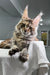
[33,12,43,27]
[22,5,28,19]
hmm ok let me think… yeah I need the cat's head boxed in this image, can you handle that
[15,6,43,38]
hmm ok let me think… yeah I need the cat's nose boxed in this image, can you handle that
[25,30,26,32]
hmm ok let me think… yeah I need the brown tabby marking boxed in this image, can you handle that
[0,6,43,62]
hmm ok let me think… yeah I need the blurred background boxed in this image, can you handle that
[0,0,50,75]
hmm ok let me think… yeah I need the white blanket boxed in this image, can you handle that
[0,41,50,75]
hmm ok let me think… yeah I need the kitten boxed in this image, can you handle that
[0,6,43,62]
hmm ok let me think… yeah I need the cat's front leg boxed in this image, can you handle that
[19,48,29,62]
[4,44,11,49]
[9,45,20,56]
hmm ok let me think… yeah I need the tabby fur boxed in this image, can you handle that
[0,6,43,62]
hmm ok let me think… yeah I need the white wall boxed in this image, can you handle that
[0,8,20,40]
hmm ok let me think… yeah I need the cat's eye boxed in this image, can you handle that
[21,24,25,28]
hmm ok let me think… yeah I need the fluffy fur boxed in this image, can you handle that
[0,6,43,62]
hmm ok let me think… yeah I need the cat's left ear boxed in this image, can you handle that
[22,5,28,19]
[33,12,43,27]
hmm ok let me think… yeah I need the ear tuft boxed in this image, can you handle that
[26,5,28,10]
[39,12,43,16]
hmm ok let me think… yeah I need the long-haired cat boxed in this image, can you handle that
[0,6,43,62]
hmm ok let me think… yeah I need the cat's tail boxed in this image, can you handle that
[0,39,12,49]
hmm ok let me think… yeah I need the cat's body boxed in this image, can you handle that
[0,6,43,62]
[0,39,11,48]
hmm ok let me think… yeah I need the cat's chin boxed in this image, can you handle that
[21,32,31,37]
[22,34,30,38]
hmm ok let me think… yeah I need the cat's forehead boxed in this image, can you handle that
[21,18,33,24]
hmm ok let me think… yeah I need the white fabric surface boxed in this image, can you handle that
[0,41,50,75]
[38,67,48,75]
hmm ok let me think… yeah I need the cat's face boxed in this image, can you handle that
[16,19,37,38]
[20,19,34,37]
[15,6,43,38]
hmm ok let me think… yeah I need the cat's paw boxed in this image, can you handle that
[9,48,20,56]
[12,48,20,52]
[9,45,20,56]
[4,44,11,49]
[19,53,29,63]
[9,50,15,56]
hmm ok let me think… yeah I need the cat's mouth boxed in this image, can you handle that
[22,32,31,37]
[20,29,30,37]
[21,32,34,40]
[20,29,37,40]
[23,32,30,36]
